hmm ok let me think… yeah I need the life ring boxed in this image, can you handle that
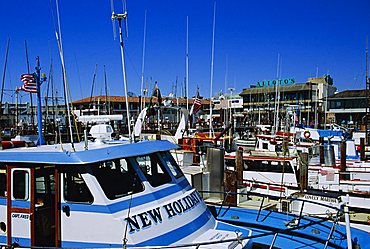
[303,130,311,139]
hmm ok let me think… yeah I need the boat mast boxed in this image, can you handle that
[140,10,147,112]
[366,36,369,144]
[111,0,132,141]
[273,53,281,134]
[89,64,98,115]
[186,16,189,111]
[0,38,10,127]
[104,65,110,115]
[209,2,216,137]
[54,0,75,149]
[35,56,46,145]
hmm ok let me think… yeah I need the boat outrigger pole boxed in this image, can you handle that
[35,56,46,145]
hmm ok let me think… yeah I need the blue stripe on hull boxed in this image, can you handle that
[59,209,212,248]
[0,235,6,244]
[0,199,30,208]
[61,241,122,248]
[135,208,212,247]
[11,200,30,209]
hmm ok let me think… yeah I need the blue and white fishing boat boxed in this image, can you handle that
[1,126,370,248]
[0,131,250,248]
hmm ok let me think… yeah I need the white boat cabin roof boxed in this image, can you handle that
[0,140,178,165]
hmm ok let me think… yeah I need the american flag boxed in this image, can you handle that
[190,92,202,115]
[17,74,37,93]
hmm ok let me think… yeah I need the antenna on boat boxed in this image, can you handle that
[111,0,132,141]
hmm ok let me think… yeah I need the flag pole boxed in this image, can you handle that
[35,56,46,145]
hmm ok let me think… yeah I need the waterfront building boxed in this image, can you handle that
[326,89,368,128]
[211,94,244,130]
[0,102,66,132]
[239,75,337,129]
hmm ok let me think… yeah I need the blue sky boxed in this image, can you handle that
[0,0,369,104]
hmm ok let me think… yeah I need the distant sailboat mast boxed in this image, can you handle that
[0,38,9,120]
[273,53,281,134]
[366,35,369,144]
[140,10,147,111]
[186,16,189,111]
[209,2,216,137]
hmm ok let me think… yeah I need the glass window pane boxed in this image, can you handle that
[159,151,183,179]
[0,169,6,198]
[135,153,172,187]
[64,171,93,203]
[92,159,144,200]
[36,176,46,194]
[13,170,28,200]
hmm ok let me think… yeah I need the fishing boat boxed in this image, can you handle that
[2,124,370,248]
[0,127,250,248]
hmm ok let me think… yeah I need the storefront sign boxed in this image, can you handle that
[256,78,295,88]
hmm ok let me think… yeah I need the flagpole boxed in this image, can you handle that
[35,56,46,145]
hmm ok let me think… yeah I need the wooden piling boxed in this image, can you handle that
[360,137,365,161]
[300,152,308,192]
[156,134,161,140]
[236,149,243,187]
[319,137,325,165]
[224,170,237,207]
[340,140,347,180]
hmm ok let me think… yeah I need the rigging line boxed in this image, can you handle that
[124,47,141,81]
[74,54,83,99]
[123,179,135,248]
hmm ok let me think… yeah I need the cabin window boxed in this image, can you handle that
[36,174,55,195]
[135,153,172,187]
[159,151,183,179]
[64,171,93,203]
[244,160,294,173]
[92,159,144,200]
[0,169,6,198]
[262,142,268,150]
[13,170,29,200]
